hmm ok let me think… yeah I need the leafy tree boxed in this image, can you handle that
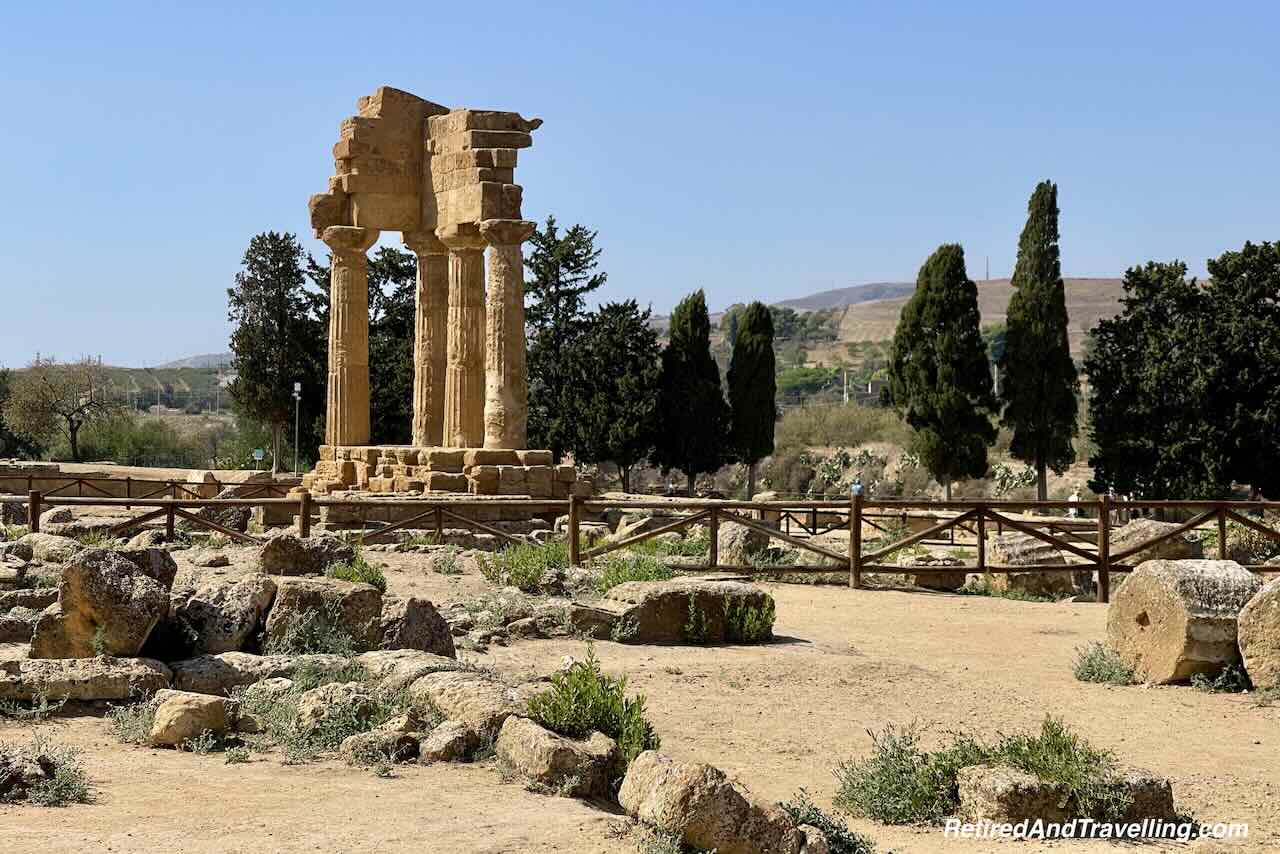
[727,301,776,497]
[653,290,730,495]
[999,181,1079,500]
[227,232,318,474]
[1,357,119,462]
[562,300,661,492]
[524,216,607,457]
[0,368,43,459]
[888,244,997,499]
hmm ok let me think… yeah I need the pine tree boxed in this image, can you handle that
[653,290,730,495]
[888,244,997,499]
[1000,181,1079,500]
[727,301,776,497]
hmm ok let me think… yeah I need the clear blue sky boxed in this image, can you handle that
[2,1,1277,367]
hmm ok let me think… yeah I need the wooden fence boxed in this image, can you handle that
[3,491,1277,604]
[0,473,293,502]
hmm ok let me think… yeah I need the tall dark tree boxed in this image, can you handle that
[227,232,317,474]
[727,301,776,497]
[564,300,661,493]
[1000,181,1079,500]
[524,216,607,458]
[652,290,730,496]
[888,244,997,499]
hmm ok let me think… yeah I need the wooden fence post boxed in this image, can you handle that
[1098,495,1111,604]
[708,507,719,569]
[568,494,581,567]
[976,505,986,573]
[434,507,444,544]
[165,500,176,540]
[850,494,862,589]
[1217,505,1228,560]
[28,490,41,533]
[298,490,312,538]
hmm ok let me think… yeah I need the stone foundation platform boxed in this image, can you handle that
[303,445,591,499]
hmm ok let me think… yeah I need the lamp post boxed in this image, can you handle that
[293,382,302,475]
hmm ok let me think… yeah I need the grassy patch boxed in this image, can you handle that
[781,789,877,854]
[956,575,1058,603]
[480,540,567,593]
[224,745,251,764]
[595,553,676,593]
[0,523,27,541]
[526,646,660,775]
[73,530,122,550]
[834,717,1132,825]
[262,602,359,656]
[1191,664,1252,694]
[431,546,463,575]
[625,530,711,559]
[0,690,68,723]
[1072,642,1135,685]
[0,734,91,806]
[326,548,387,593]
[107,696,157,745]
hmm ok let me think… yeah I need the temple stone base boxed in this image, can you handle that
[303,445,591,499]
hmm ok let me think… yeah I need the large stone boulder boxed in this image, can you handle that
[149,689,229,747]
[18,533,80,563]
[169,651,350,695]
[603,579,775,645]
[957,764,1175,823]
[1107,559,1263,684]
[355,649,460,691]
[0,541,34,563]
[494,716,618,797]
[407,670,519,736]
[618,751,803,854]
[717,522,771,566]
[181,489,251,535]
[897,554,966,591]
[377,596,456,657]
[177,574,277,654]
[257,532,355,576]
[988,533,1075,598]
[0,500,26,525]
[0,608,39,643]
[1112,518,1204,564]
[1238,578,1280,690]
[116,546,179,589]
[0,588,58,612]
[295,681,380,734]
[418,719,480,763]
[262,577,382,652]
[30,549,171,658]
[0,656,171,702]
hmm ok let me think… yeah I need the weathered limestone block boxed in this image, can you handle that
[295,681,381,735]
[149,689,229,747]
[116,546,179,590]
[524,466,553,498]
[988,532,1075,597]
[377,596,456,657]
[618,751,803,854]
[257,531,355,576]
[18,533,80,563]
[423,448,466,472]
[323,226,379,446]
[263,577,383,652]
[480,218,535,450]
[177,574,277,654]
[897,554,967,591]
[419,719,480,762]
[170,652,350,695]
[603,579,775,645]
[0,611,38,643]
[469,465,500,495]
[957,765,1069,822]
[408,670,519,736]
[554,464,577,483]
[0,656,171,702]
[1112,519,1204,564]
[516,450,553,466]
[425,471,469,493]
[495,716,618,797]
[1238,579,1280,690]
[340,729,420,763]
[0,587,58,612]
[232,677,295,733]
[31,549,170,659]
[355,649,460,691]
[1106,559,1262,684]
[717,521,770,565]
[497,465,526,494]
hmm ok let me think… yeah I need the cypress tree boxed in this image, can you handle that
[888,244,997,499]
[727,301,776,497]
[652,290,730,496]
[1000,181,1079,500]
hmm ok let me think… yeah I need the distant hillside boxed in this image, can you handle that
[156,352,233,369]
[774,281,914,311]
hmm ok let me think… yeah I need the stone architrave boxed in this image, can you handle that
[322,226,379,447]
[438,225,487,447]
[479,219,535,450]
[403,230,449,447]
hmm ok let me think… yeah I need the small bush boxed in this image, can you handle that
[107,697,156,745]
[0,690,68,723]
[595,553,675,593]
[725,597,775,643]
[73,530,122,550]
[480,540,567,592]
[224,745,250,764]
[326,549,387,593]
[432,546,463,575]
[683,595,709,644]
[180,730,219,754]
[1072,642,1135,685]
[1191,664,1252,694]
[0,734,92,806]
[781,789,877,854]
[526,646,660,774]
[834,717,1131,825]
[262,602,359,656]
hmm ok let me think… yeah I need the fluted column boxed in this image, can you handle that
[437,225,487,447]
[479,219,536,449]
[403,230,448,447]
[322,226,379,447]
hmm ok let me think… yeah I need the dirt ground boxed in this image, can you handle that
[3,547,1275,853]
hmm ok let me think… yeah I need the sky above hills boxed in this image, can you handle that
[2,1,1278,368]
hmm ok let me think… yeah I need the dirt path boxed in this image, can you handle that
[5,558,1275,853]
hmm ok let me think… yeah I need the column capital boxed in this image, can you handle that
[479,219,537,247]
[322,226,378,257]
[435,223,487,251]
[402,229,446,256]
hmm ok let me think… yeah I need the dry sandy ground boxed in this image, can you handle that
[3,547,1276,853]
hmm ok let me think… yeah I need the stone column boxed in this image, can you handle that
[322,226,379,447]
[403,231,448,447]
[479,219,536,449]
[437,225,487,447]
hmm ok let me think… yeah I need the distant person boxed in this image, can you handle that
[850,478,864,498]
[1068,486,1081,518]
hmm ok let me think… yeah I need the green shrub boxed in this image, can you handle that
[725,597,775,643]
[107,697,156,745]
[781,789,877,854]
[326,549,387,593]
[683,595,709,644]
[0,522,27,541]
[595,553,675,593]
[1191,664,1252,694]
[74,530,122,550]
[834,717,1132,825]
[1072,642,1135,685]
[0,734,91,806]
[224,745,251,764]
[480,540,567,592]
[526,646,660,774]
[262,602,359,656]
[625,531,710,559]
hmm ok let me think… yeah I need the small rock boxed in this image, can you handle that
[149,689,229,747]
[418,720,480,763]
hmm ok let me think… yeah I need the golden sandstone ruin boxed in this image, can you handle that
[302,86,585,501]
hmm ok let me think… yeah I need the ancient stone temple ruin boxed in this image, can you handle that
[302,86,587,501]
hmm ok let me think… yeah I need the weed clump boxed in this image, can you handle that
[595,553,675,593]
[0,734,91,806]
[326,549,387,593]
[1191,664,1252,694]
[262,602,359,656]
[781,789,877,854]
[834,717,1132,825]
[107,696,156,745]
[1071,642,1135,685]
[526,646,660,774]
[0,690,67,723]
[480,540,567,592]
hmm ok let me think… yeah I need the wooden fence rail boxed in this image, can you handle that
[3,492,1278,604]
